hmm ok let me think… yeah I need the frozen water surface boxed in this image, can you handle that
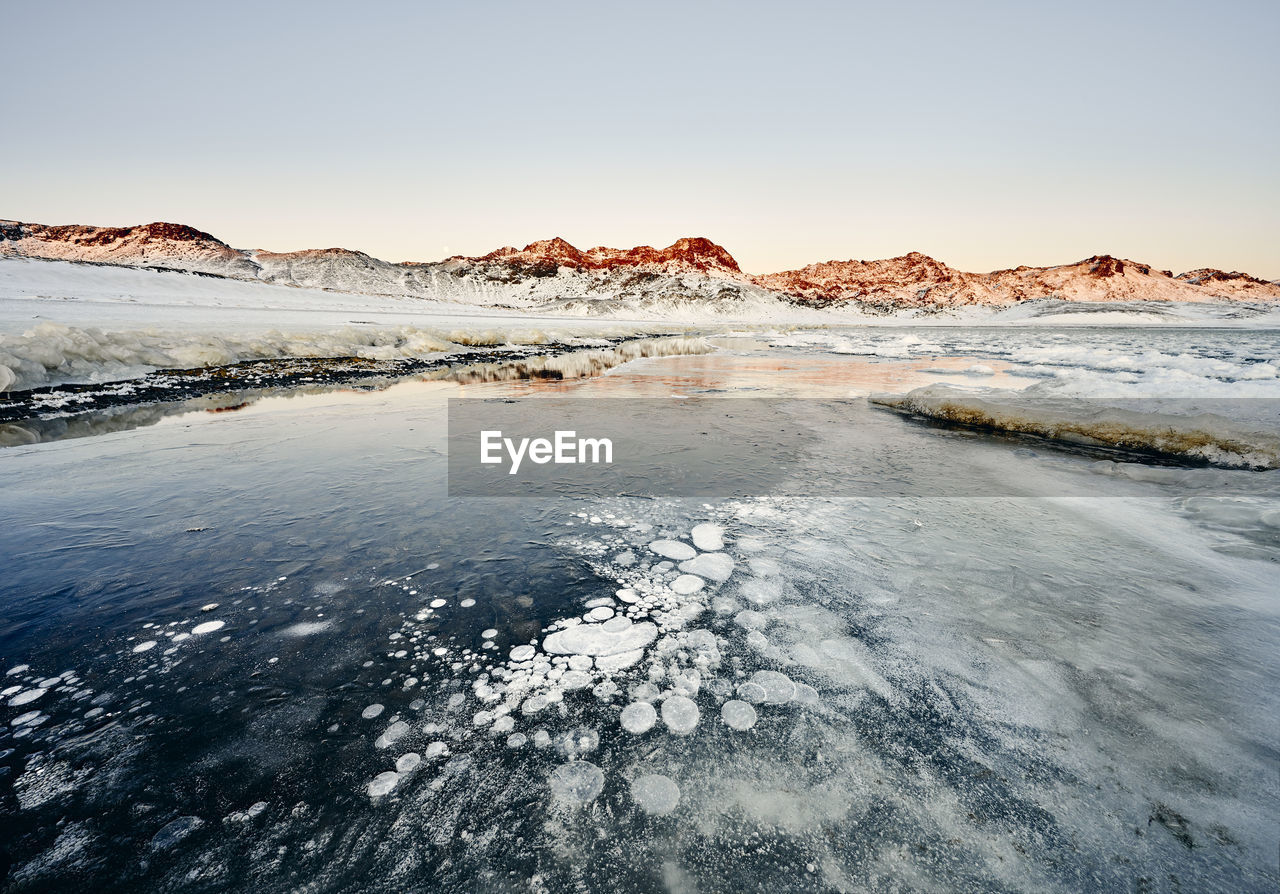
[1,325,1277,891]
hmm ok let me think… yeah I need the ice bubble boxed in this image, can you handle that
[587,606,614,622]
[375,721,411,748]
[746,630,769,650]
[396,752,422,773]
[649,540,696,561]
[615,551,637,566]
[281,621,331,637]
[721,699,758,730]
[510,645,536,662]
[7,665,30,676]
[361,703,385,720]
[557,727,600,756]
[424,741,448,759]
[737,537,767,553]
[459,598,476,608]
[741,578,782,605]
[132,641,157,654]
[8,688,47,707]
[661,695,699,735]
[13,710,43,726]
[734,610,767,630]
[738,682,767,704]
[561,670,592,690]
[532,729,552,748]
[507,733,527,748]
[670,669,701,697]
[620,701,657,734]
[568,654,593,671]
[191,620,225,636]
[631,773,681,815]
[616,588,639,603]
[751,671,796,704]
[691,523,725,552]
[367,771,400,799]
[492,715,515,733]
[711,596,740,615]
[150,816,204,850]
[680,553,734,582]
[430,599,446,608]
[549,760,605,804]
[521,695,548,714]
[671,575,705,595]
[593,680,618,699]
[482,628,498,639]
[794,683,820,706]
[748,557,781,576]
[596,649,645,672]
[543,619,657,657]
[631,682,660,702]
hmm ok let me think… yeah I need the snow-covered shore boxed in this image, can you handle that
[3,256,1279,393]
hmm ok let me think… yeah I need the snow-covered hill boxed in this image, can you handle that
[755,252,1280,308]
[4,218,1276,312]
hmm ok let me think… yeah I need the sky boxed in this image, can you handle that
[3,0,1278,277]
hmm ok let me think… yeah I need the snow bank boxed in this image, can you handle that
[873,385,1280,470]
[0,322,676,392]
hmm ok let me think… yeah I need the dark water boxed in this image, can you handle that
[1,347,1278,893]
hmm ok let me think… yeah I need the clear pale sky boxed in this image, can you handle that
[3,0,1277,276]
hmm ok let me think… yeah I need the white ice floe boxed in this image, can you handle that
[543,619,657,657]
[631,773,681,815]
[191,620,225,636]
[375,721,410,749]
[670,575,706,595]
[396,752,421,773]
[132,641,157,654]
[509,645,536,662]
[8,688,47,707]
[367,771,400,798]
[721,699,758,730]
[679,552,734,582]
[620,701,657,734]
[648,540,696,561]
[690,523,725,552]
[361,704,385,720]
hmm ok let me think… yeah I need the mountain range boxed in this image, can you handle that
[2,218,1277,312]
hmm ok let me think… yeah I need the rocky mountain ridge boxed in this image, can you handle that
[3,218,1277,310]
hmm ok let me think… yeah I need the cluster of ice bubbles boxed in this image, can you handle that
[358,512,827,817]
